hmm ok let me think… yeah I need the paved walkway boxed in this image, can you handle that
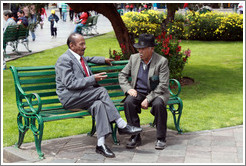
[3,125,244,164]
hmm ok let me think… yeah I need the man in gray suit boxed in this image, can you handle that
[55,33,142,158]
[119,34,170,150]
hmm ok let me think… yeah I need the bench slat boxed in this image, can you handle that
[22,98,60,107]
[15,66,55,71]
[104,85,122,90]
[98,78,118,84]
[18,71,55,77]
[108,91,124,97]
[20,77,56,84]
[42,111,91,122]
[22,84,56,91]
[38,91,57,98]
[91,66,125,72]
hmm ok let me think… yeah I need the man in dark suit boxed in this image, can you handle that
[119,34,170,150]
[55,33,142,158]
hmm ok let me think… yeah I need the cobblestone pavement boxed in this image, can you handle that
[3,125,244,164]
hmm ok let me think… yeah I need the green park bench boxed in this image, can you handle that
[10,60,183,159]
[3,25,31,56]
[77,15,99,36]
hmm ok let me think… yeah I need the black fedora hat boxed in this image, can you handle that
[134,34,157,49]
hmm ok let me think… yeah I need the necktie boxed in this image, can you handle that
[80,56,89,77]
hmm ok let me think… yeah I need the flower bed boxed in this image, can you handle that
[122,10,243,41]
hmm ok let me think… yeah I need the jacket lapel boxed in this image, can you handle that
[68,50,87,76]
[132,55,141,87]
[148,52,157,78]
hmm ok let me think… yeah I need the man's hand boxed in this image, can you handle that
[105,58,114,66]
[94,72,107,82]
[127,89,137,97]
[141,98,149,109]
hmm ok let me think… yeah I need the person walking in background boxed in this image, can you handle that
[153,3,158,10]
[28,4,37,41]
[238,2,243,14]
[183,3,189,15]
[28,12,38,41]
[57,3,62,19]
[69,6,74,21]
[61,3,68,22]
[48,10,59,38]
[39,7,47,29]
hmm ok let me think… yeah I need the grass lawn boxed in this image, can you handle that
[3,32,243,147]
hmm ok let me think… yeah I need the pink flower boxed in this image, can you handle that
[185,49,191,57]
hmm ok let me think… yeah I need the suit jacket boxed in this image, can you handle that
[118,52,170,105]
[55,49,105,106]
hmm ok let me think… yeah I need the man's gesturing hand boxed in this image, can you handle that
[94,72,107,82]
[127,89,137,97]
[105,58,114,66]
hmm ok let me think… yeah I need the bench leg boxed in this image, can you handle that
[92,26,99,35]
[20,39,32,53]
[30,115,44,159]
[169,97,183,134]
[87,117,96,136]
[15,113,29,148]
[111,123,120,145]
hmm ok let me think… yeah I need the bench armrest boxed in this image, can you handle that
[19,93,42,116]
[169,79,181,97]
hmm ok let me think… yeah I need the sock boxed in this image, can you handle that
[115,118,127,129]
[97,136,105,146]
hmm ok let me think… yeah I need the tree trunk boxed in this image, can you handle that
[162,3,179,30]
[68,3,137,57]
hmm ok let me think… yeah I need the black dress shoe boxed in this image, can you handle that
[96,144,115,158]
[126,134,141,149]
[118,124,142,135]
[155,139,167,150]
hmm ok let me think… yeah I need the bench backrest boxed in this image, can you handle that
[3,25,29,42]
[92,15,99,26]
[85,16,94,26]
[17,25,29,40]
[3,25,19,42]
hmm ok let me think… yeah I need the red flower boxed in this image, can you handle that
[115,55,121,61]
[165,47,170,55]
[176,46,181,52]
[183,57,187,62]
[113,50,117,55]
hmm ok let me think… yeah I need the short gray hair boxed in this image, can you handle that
[3,10,13,17]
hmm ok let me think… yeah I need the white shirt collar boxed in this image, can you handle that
[69,49,81,62]
[141,56,153,70]
[69,49,90,75]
